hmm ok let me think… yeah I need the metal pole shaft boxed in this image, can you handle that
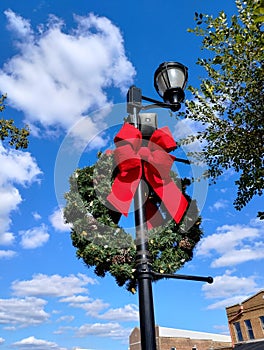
[129,98,156,349]
[134,170,157,350]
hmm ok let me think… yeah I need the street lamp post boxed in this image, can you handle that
[126,62,213,350]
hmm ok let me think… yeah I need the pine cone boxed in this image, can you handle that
[179,238,192,250]
[112,255,126,264]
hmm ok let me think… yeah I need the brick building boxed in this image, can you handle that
[129,326,232,350]
[226,290,264,349]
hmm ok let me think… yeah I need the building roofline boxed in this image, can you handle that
[158,326,231,342]
[226,290,264,309]
[242,290,264,304]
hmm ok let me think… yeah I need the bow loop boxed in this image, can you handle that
[145,150,174,180]
[114,144,141,173]
[114,123,142,151]
[149,126,177,152]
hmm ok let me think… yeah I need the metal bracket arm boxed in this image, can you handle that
[152,272,213,284]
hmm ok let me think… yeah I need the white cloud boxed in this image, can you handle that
[173,118,206,154]
[56,315,75,323]
[0,249,16,259]
[202,272,258,299]
[202,271,259,310]
[0,186,20,245]
[12,336,66,350]
[65,112,111,151]
[209,199,229,211]
[5,9,33,39]
[220,188,228,193]
[0,337,5,344]
[250,217,264,228]
[76,322,131,340]
[19,224,50,249]
[196,223,264,267]
[213,324,230,335]
[75,299,110,317]
[12,273,96,297]
[0,144,41,186]
[0,10,135,142]
[0,143,41,246]
[32,212,41,220]
[72,348,96,350]
[49,208,71,232]
[212,246,264,267]
[197,224,259,255]
[53,325,76,335]
[98,304,138,322]
[205,297,246,310]
[59,294,137,321]
[61,297,109,317]
[0,297,49,327]
[59,295,91,303]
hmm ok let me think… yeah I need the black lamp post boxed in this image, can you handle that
[126,62,212,350]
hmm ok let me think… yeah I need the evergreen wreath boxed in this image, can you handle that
[64,151,203,293]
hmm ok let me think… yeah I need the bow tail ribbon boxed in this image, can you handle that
[107,171,164,228]
[106,143,142,216]
[143,153,188,224]
[145,198,164,229]
[106,170,141,217]
[150,178,188,224]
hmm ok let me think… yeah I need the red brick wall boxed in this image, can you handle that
[226,290,264,344]
[129,327,232,350]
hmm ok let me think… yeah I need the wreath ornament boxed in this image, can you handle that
[64,123,203,293]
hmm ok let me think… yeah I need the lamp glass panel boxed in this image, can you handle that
[156,72,169,97]
[167,68,185,89]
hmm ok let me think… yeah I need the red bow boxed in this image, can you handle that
[107,123,188,226]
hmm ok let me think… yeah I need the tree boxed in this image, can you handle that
[0,95,29,149]
[64,152,203,293]
[183,0,263,213]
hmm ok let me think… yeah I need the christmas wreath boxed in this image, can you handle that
[64,148,203,293]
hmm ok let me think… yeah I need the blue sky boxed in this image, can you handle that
[0,1,263,349]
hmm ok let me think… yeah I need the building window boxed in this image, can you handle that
[233,322,243,342]
[260,316,264,330]
[244,319,255,340]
